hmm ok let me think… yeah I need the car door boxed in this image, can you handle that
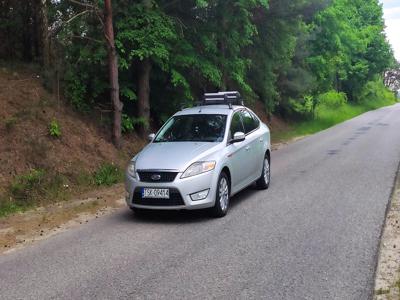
[240,109,262,182]
[226,111,253,193]
[248,110,265,177]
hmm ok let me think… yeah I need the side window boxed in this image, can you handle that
[241,110,258,133]
[250,111,260,128]
[229,112,244,139]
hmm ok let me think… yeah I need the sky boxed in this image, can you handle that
[381,0,400,62]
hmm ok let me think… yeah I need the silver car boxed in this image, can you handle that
[125,91,271,217]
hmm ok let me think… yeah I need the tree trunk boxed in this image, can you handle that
[39,0,50,69]
[104,0,123,148]
[137,58,152,137]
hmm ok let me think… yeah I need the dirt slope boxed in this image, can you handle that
[0,65,145,196]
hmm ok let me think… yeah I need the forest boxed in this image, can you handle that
[1,0,399,148]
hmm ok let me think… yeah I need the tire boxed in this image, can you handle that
[210,172,230,218]
[256,154,270,190]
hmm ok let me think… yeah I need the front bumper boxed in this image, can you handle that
[125,170,218,210]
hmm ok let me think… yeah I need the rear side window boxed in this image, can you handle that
[241,110,259,133]
[250,111,260,128]
[229,112,244,139]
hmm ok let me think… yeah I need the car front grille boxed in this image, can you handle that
[132,188,185,206]
[137,171,178,183]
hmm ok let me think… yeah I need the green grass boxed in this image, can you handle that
[0,163,124,219]
[93,163,124,186]
[0,201,29,218]
[272,98,397,143]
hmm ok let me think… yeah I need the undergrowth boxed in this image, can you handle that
[0,163,124,218]
[272,83,397,143]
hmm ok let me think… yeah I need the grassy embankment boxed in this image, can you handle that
[272,89,398,143]
[0,164,124,218]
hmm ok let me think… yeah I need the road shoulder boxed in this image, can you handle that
[374,164,400,299]
[0,184,125,255]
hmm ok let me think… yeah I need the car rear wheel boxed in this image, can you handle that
[256,155,270,189]
[210,172,230,218]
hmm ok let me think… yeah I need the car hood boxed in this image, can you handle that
[135,142,220,171]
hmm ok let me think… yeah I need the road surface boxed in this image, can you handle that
[1,104,400,300]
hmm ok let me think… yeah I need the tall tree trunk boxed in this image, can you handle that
[39,0,50,69]
[137,58,152,137]
[104,0,123,148]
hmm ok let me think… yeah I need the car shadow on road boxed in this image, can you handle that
[116,185,258,225]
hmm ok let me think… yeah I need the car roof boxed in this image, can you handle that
[175,105,246,116]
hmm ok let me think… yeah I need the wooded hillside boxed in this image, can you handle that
[0,0,398,148]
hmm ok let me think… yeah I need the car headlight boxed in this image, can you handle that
[181,161,216,179]
[127,161,136,178]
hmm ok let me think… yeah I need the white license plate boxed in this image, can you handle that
[142,188,170,199]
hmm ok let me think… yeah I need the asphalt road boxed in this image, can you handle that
[1,104,400,300]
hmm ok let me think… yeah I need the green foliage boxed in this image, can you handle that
[308,0,394,100]
[318,91,348,108]
[49,119,61,138]
[287,95,317,119]
[273,87,396,143]
[65,70,91,112]
[357,79,397,105]
[0,201,26,218]
[93,164,123,186]
[116,2,177,70]
[1,0,394,132]
[122,114,148,133]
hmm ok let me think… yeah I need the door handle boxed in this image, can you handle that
[245,146,250,151]
[259,138,263,142]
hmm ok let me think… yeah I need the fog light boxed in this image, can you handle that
[190,189,209,201]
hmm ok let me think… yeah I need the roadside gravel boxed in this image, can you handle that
[374,164,400,299]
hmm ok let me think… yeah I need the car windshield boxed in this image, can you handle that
[154,114,227,143]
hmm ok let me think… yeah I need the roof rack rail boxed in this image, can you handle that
[202,91,243,108]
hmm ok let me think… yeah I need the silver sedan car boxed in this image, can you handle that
[125,92,271,217]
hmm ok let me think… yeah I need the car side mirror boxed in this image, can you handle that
[231,132,245,143]
[148,133,156,142]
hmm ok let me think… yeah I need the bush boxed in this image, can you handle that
[121,114,148,133]
[288,95,316,119]
[357,79,397,106]
[318,90,347,108]
[49,119,61,137]
[65,69,91,112]
[94,164,123,186]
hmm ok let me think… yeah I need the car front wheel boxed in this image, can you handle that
[256,155,270,189]
[210,172,230,218]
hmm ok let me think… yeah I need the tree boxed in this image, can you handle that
[116,0,176,136]
[308,0,394,101]
[51,0,123,147]
[104,0,123,148]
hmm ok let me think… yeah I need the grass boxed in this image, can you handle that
[0,201,28,218]
[272,98,397,143]
[0,163,124,218]
[375,288,390,296]
[93,163,124,186]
